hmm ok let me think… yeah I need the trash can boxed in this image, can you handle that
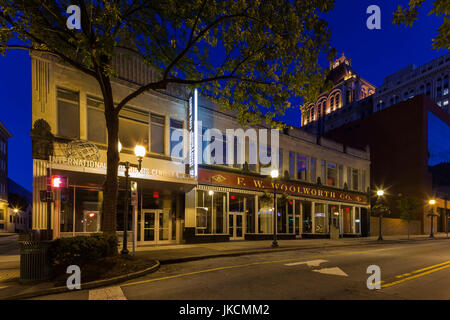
[19,241,52,283]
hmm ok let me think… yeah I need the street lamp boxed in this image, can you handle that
[376,189,384,241]
[429,199,436,238]
[119,142,145,255]
[271,169,279,248]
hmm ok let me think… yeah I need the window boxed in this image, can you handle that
[310,158,316,183]
[196,190,226,235]
[419,85,425,95]
[278,148,283,173]
[444,76,449,96]
[302,201,312,233]
[339,165,343,188]
[351,168,359,191]
[87,96,107,144]
[437,78,442,99]
[151,113,165,154]
[246,196,256,234]
[426,83,431,96]
[296,154,308,181]
[119,107,149,150]
[314,203,327,234]
[362,170,366,192]
[289,152,295,179]
[355,207,361,233]
[326,162,337,186]
[336,94,341,108]
[170,118,184,158]
[258,195,274,234]
[0,209,4,220]
[330,97,335,110]
[57,88,79,138]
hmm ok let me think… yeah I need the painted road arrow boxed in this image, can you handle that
[312,267,348,277]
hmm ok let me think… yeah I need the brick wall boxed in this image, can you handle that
[370,216,422,236]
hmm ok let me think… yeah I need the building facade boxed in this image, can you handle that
[326,95,450,235]
[31,51,371,245]
[0,121,12,233]
[183,98,371,243]
[373,52,450,114]
[301,54,376,135]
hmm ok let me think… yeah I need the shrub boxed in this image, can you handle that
[49,234,118,267]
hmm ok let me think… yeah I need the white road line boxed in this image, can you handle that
[285,259,328,267]
[88,286,127,300]
[312,267,348,277]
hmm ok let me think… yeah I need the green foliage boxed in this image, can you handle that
[0,0,336,126]
[397,197,421,222]
[393,0,449,49]
[371,203,391,217]
[49,234,118,267]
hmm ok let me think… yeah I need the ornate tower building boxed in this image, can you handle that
[301,54,375,135]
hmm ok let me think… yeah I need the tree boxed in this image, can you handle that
[393,0,449,49]
[396,196,421,239]
[0,0,335,234]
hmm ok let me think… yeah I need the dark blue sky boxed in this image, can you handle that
[0,0,447,191]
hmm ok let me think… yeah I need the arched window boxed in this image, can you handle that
[330,97,335,110]
[336,94,341,108]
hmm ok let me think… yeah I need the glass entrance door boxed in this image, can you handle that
[229,212,245,240]
[141,210,173,244]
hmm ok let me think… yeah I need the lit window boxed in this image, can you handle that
[57,88,80,138]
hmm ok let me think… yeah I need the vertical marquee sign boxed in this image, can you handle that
[189,88,199,177]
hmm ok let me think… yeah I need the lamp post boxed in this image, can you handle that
[376,190,384,241]
[119,143,145,255]
[428,199,436,238]
[271,169,279,248]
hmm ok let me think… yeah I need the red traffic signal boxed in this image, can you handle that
[48,175,68,189]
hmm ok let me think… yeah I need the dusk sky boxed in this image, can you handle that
[0,0,448,191]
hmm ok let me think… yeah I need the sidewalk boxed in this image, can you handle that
[0,233,448,299]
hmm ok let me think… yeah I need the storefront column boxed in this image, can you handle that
[255,196,259,234]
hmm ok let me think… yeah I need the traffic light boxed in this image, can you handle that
[48,175,68,189]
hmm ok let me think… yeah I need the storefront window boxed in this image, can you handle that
[196,190,226,234]
[258,196,273,234]
[342,205,353,234]
[288,200,294,234]
[302,201,312,233]
[246,196,256,234]
[295,201,301,235]
[314,203,327,234]
[60,187,74,233]
[75,188,103,233]
[328,204,340,229]
[277,199,287,234]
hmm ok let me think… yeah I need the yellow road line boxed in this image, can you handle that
[382,263,450,288]
[393,260,450,279]
[121,247,394,288]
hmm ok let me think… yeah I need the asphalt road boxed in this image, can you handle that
[34,239,450,300]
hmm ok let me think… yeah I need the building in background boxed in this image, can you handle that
[301,54,375,135]
[0,121,12,233]
[7,178,32,233]
[373,52,450,114]
[325,95,450,236]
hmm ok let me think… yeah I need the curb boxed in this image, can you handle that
[4,260,160,300]
[158,237,450,265]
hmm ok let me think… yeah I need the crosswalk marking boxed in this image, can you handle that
[285,259,328,267]
[88,286,127,300]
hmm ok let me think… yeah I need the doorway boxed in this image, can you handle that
[229,212,245,240]
[141,209,173,244]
